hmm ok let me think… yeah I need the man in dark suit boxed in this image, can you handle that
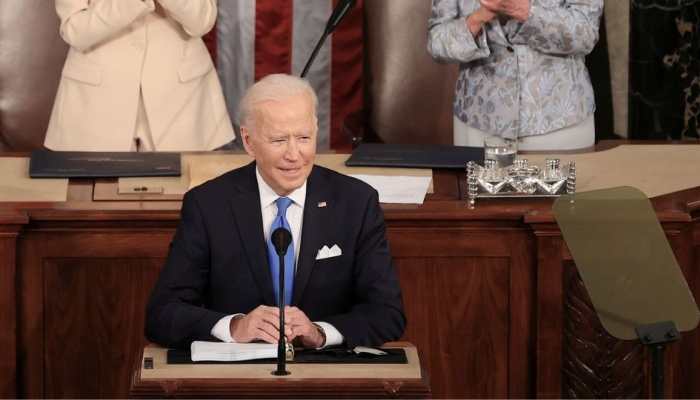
[145,74,405,349]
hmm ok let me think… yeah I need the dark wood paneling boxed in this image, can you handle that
[43,259,161,398]
[388,227,517,258]
[676,218,700,397]
[0,236,18,398]
[533,231,565,398]
[396,256,509,398]
[131,378,431,399]
[0,211,26,398]
[18,229,172,398]
[562,263,645,398]
[507,231,536,398]
[389,226,535,398]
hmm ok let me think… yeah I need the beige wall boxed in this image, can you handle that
[605,1,629,138]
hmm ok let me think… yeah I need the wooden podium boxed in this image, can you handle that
[4,144,700,398]
[129,342,430,398]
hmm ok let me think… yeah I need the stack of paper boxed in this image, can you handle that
[191,341,277,362]
[349,174,432,204]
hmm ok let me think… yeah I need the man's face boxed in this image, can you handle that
[242,93,317,196]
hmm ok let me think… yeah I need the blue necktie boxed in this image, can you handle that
[267,197,295,306]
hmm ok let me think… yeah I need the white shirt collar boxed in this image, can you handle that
[255,167,307,210]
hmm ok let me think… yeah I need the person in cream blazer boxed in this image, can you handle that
[45,0,235,151]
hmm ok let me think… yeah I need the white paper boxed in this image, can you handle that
[349,175,432,205]
[190,341,277,362]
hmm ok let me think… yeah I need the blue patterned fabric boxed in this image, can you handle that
[427,0,603,139]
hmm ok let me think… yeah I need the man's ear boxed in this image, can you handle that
[240,126,255,157]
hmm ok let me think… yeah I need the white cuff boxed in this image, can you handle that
[314,321,343,349]
[210,314,244,342]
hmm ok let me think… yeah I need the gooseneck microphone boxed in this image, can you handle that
[325,0,356,35]
[271,227,293,376]
[271,227,293,256]
[300,0,356,78]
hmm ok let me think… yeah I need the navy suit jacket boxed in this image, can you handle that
[145,162,406,349]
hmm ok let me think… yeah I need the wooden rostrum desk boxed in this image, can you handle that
[129,342,430,398]
[1,144,700,398]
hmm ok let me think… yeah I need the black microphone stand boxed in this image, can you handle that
[301,31,329,79]
[300,0,356,78]
[272,249,290,376]
[271,228,292,376]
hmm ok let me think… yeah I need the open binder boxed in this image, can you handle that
[29,149,181,178]
[166,346,408,365]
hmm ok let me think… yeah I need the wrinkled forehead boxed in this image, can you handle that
[254,94,318,134]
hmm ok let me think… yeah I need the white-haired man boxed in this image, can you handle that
[146,74,405,349]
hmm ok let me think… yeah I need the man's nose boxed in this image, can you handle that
[283,138,300,160]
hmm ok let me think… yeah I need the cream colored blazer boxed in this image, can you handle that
[45,0,235,151]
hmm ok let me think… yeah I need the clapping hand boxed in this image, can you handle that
[466,6,497,37]
[480,0,530,21]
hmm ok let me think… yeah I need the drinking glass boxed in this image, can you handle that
[483,136,517,168]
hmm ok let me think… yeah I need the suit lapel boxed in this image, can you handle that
[228,163,276,306]
[292,167,329,305]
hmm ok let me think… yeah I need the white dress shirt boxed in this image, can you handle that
[210,168,343,348]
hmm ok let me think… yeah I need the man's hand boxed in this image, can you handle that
[284,306,325,349]
[480,0,530,22]
[229,305,292,344]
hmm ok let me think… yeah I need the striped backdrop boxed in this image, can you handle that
[204,0,364,151]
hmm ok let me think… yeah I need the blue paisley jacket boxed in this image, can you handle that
[427,0,603,139]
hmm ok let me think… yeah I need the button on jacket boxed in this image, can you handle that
[427,0,603,139]
[45,0,235,151]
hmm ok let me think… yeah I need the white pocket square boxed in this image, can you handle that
[316,244,342,260]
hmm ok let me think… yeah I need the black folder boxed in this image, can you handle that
[345,143,484,169]
[166,347,407,365]
[29,150,181,178]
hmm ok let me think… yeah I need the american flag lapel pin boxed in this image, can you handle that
[317,201,327,208]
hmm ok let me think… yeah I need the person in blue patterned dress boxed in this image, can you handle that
[428,0,604,150]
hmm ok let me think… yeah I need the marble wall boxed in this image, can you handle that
[628,0,700,140]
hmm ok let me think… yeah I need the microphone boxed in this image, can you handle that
[324,0,356,36]
[300,0,356,78]
[271,227,292,376]
[271,228,292,256]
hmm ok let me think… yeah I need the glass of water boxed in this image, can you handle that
[483,136,517,168]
